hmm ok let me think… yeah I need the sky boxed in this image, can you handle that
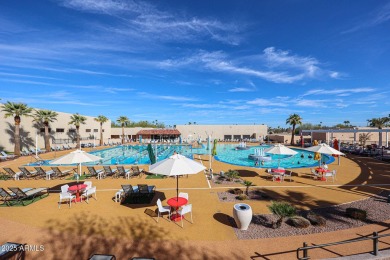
[0,0,389,127]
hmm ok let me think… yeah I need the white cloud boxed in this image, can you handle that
[228,87,253,92]
[104,87,134,94]
[247,98,288,107]
[158,48,340,84]
[302,88,375,97]
[343,2,390,33]
[60,0,241,45]
[137,92,197,101]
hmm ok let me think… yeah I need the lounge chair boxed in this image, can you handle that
[103,166,117,178]
[131,166,143,178]
[117,166,131,179]
[21,148,32,156]
[3,168,24,180]
[138,184,156,202]
[283,170,293,182]
[0,187,35,206]
[121,185,139,203]
[34,167,54,180]
[7,187,49,206]
[87,166,104,179]
[18,167,39,179]
[51,167,73,179]
[0,151,16,160]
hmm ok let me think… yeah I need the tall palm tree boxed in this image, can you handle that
[1,102,32,156]
[367,117,390,147]
[33,109,58,152]
[286,113,303,145]
[116,116,130,144]
[343,120,350,127]
[68,113,87,149]
[94,115,108,146]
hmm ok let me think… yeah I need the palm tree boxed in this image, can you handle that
[116,116,130,144]
[367,117,390,147]
[68,113,87,149]
[1,102,32,156]
[286,114,303,145]
[94,115,108,146]
[33,109,58,152]
[343,120,350,127]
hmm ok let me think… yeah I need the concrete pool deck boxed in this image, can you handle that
[1,146,390,259]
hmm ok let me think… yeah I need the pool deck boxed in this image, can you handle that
[1,145,390,259]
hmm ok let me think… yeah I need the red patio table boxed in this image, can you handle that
[315,168,328,181]
[271,168,285,174]
[68,184,87,202]
[167,197,188,222]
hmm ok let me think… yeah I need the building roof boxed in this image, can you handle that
[136,129,181,135]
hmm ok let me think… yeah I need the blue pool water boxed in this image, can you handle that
[214,144,333,169]
[28,144,333,168]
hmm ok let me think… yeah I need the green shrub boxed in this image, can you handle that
[215,181,222,184]
[236,194,247,200]
[289,216,311,228]
[232,188,243,195]
[268,201,297,229]
[225,169,239,181]
[222,196,227,200]
[307,211,326,226]
[346,208,367,220]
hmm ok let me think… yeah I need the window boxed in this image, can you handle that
[86,129,91,133]
[56,128,65,133]
[94,129,98,132]
[224,135,232,140]
[233,135,241,140]
[40,128,51,133]
[111,135,120,139]
[69,129,76,133]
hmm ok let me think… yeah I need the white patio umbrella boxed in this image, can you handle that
[49,149,102,177]
[264,144,298,167]
[149,154,206,199]
[305,143,345,165]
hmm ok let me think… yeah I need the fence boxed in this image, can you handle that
[297,231,390,259]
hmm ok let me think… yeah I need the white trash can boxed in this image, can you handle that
[233,203,252,230]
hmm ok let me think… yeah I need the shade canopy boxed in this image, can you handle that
[264,144,298,156]
[149,154,206,199]
[49,149,102,176]
[305,143,345,156]
[149,154,205,177]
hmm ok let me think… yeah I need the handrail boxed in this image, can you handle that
[297,231,390,259]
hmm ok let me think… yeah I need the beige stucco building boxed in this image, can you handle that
[109,125,268,143]
[0,109,111,152]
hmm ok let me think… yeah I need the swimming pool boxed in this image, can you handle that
[29,143,332,168]
[214,144,333,169]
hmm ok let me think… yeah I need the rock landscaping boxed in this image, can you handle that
[232,191,390,239]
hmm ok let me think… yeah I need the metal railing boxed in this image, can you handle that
[297,231,390,259]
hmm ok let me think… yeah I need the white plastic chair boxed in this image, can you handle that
[81,182,96,203]
[311,168,321,180]
[156,199,171,222]
[177,204,193,228]
[82,186,97,203]
[284,171,292,182]
[178,192,189,202]
[59,184,75,209]
[325,170,336,182]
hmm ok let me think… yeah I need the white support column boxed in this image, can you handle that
[386,132,389,148]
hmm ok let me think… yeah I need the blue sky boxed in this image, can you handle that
[0,0,389,127]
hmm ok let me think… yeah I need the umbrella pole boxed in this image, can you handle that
[176,176,179,201]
